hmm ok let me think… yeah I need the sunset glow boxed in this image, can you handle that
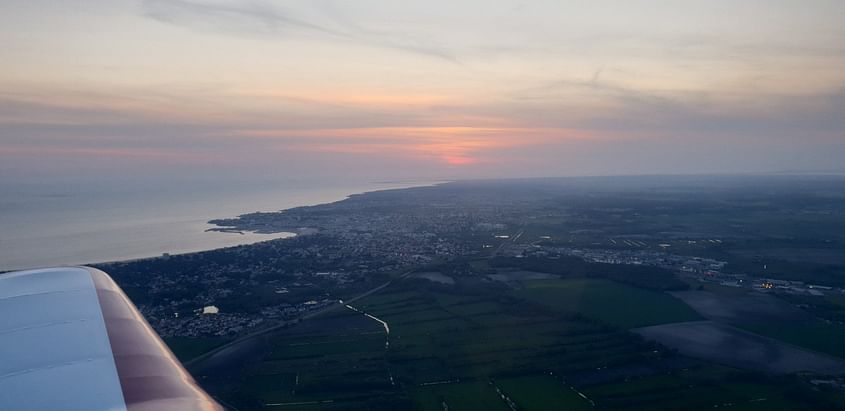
[1,1,844,182]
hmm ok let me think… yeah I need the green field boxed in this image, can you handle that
[240,308,395,407]
[411,381,509,411]
[742,322,845,360]
[513,279,701,328]
[221,279,665,409]
[215,278,845,410]
[583,366,815,411]
[497,375,593,411]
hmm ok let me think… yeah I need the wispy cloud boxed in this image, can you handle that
[141,0,460,62]
[143,0,338,35]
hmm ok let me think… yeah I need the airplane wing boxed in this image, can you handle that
[0,267,223,411]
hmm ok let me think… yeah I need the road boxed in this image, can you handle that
[184,270,411,369]
[492,228,524,256]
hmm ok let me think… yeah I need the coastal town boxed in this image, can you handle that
[98,182,845,338]
[504,243,844,297]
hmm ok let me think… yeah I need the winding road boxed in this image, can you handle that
[185,270,411,370]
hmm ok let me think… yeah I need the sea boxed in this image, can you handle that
[0,180,434,271]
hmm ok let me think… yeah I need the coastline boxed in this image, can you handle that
[0,181,446,272]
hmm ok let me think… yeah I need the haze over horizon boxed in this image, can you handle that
[2,1,844,186]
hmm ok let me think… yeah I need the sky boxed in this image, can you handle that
[1,0,844,185]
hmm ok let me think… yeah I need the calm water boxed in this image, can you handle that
[0,180,432,271]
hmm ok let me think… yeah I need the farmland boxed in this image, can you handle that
[513,279,701,328]
[204,276,844,410]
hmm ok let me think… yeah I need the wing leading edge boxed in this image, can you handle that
[0,267,223,411]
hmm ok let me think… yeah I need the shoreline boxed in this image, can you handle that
[77,181,446,269]
[1,230,300,273]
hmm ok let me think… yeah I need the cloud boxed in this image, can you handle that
[140,0,459,62]
[143,0,337,35]
[501,72,845,139]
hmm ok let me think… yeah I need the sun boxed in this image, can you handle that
[442,155,477,166]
